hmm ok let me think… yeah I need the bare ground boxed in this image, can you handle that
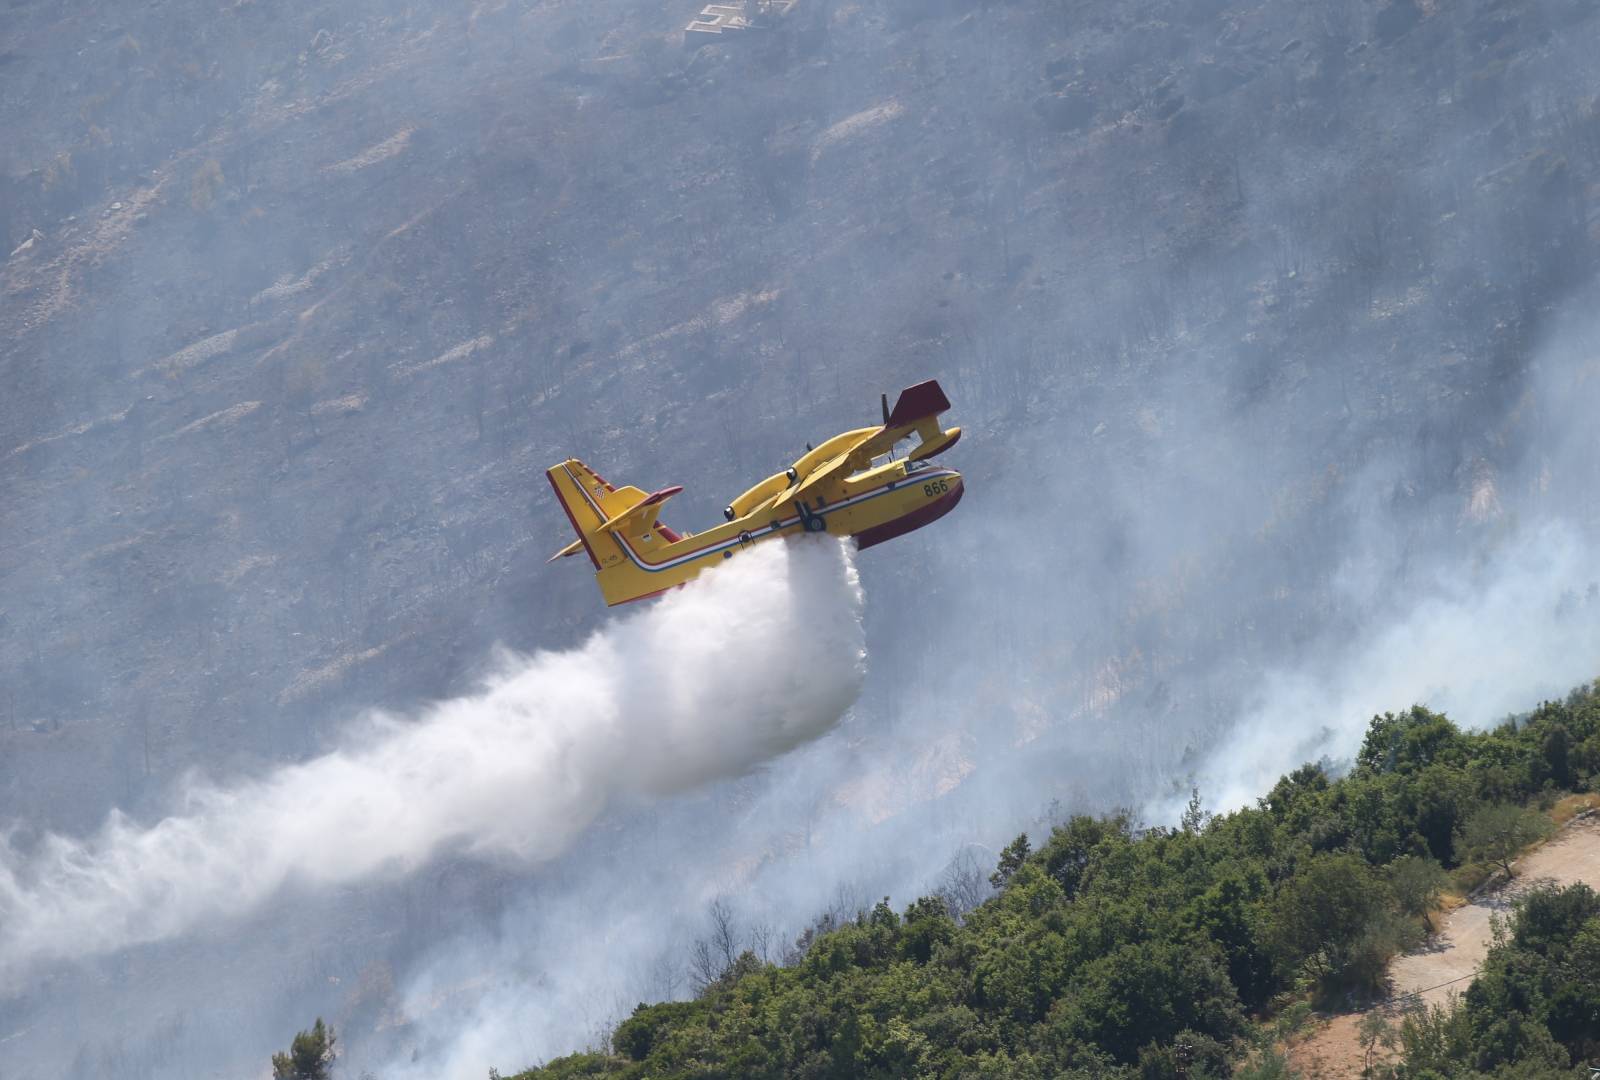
[1286,811,1600,1079]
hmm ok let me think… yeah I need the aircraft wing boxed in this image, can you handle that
[788,448,858,505]
[780,380,960,507]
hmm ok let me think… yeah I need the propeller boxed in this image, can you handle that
[881,392,890,426]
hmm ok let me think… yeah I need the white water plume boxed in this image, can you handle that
[0,537,865,988]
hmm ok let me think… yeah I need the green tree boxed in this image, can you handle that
[1509,883,1599,956]
[1264,763,1329,817]
[990,833,1031,890]
[1388,855,1448,920]
[1357,1009,1396,1074]
[1409,763,1472,864]
[1468,1014,1568,1074]
[900,895,955,964]
[272,1018,336,1080]
[1050,941,1244,1063]
[270,1024,336,1080]
[1037,813,1130,899]
[1456,804,1554,879]
[1264,852,1386,986]
[1358,707,1464,775]
[1180,869,1276,1010]
[1572,732,1600,782]
[1536,723,1572,788]
[1394,1002,1473,1078]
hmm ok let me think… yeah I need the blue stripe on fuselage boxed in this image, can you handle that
[563,464,958,574]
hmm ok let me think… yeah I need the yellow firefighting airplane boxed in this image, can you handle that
[548,379,964,605]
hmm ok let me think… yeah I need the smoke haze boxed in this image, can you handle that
[5,0,1600,1075]
[1173,523,1600,818]
[0,538,864,987]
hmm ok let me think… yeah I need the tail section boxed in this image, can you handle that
[547,459,687,603]
[885,380,961,462]
[546,459,611,569]
[885,379,952,428]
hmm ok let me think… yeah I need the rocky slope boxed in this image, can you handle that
[4,0,1600,1075]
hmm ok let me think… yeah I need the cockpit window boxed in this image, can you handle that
[851,444,924,478]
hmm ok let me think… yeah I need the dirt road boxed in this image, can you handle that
[1391,812,1600,1007]
[1288,812,1600,1078]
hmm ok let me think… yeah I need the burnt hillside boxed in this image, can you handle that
[4,0,1600,1075]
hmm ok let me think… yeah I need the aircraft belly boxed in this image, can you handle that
[853,481,964,550]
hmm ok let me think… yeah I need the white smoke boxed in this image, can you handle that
[0,537,865,988]
[1162,523,1600,819]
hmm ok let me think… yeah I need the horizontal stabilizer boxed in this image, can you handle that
[596,486,684,535]
[547,538,585,563]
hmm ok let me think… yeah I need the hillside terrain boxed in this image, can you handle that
[5,0,1600,1075]
[7,0,1599,824]
[1289,809,1600,1078]
[509,688,1600,1079]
